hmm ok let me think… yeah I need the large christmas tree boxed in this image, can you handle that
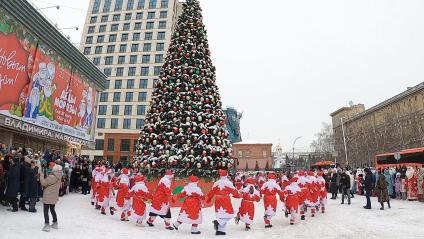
[135,0,233,178]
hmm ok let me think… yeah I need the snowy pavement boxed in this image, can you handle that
[2,194,424,239]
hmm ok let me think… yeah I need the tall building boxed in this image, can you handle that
[79,0,182,163]
[223,107,242,143]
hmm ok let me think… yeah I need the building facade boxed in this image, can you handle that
[233,142,273,171]
[79,0,181,163]
[223,107,242,143]
[331,83,424,168]
[0,0,106,154]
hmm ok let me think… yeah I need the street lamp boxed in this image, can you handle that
[340,117,348,166]
[39,5,60,10]
[292,136,302,169]
[59,27,79,31]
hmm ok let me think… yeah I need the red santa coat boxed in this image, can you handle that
[297,176,311,205]
[97,174,112,207]
[176,183,204,224]
[116,175,131,210]
[284,182,301,212]
[305,176,319,206]
[260,179,282,216]
[206,178,239,219]
[149,175,173,215]
[238,184,260,224]
[130,181,152,220]
[316,176,327,201]
[235,178,243,191]
[406,170,418,200]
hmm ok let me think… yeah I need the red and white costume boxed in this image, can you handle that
[234,176,243,191]
[260,174,283,227]
[297,172,311,220]
[305,172,319,217]
[91,166,102,207]
[206,170,239,235]
[147,170,174,229]
[406,167,418,200]
[173,176,204,234]
[257,173,266,189]
[283,177,302,225]
[97,169,114,215]
[116,168,132,220]
[236,178,260,230]
[316,172,327,213]
[130,175,152,226]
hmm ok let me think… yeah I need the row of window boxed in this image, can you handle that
[85,30,166,46]
[97,118,145,129]
[99,91,148,102]
[98,104,146,116]
[91,54,163,65]
[92,0,169,14]
[95,138,139,152]
[102,66,161,77]
[105,78,151,89]
[86,43,164,57]
[89,11,168,25]
[87,21,167,35]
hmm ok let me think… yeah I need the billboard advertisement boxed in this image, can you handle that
[0,8,97,142]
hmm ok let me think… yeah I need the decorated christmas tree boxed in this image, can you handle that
[135,0,233,178]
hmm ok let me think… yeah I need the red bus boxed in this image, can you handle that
[375,147,424,169]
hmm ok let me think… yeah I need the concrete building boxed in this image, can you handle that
[232,142,273,171]
[79,0,182,163]
[223,107,242,143]
[331,82,424,168]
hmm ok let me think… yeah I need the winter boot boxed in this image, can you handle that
[146,220,154,227]
[321,206,325,213]
[234,216,240,224]
[42,224,50,232]
[120,213,126,221]
[101,208,106,215]
[245,225,251,231]
[388,201,391,209]
[290,219,295,225]
[191,231,201,235]
[51,222,58,229]
[311,208,316,217]
[380,202,384,210]
[213,220,219,231]
[165,226,174,230]
[110,207,115,215]
[96,204,101,210]
[301,215,305,220]
[285,210,289,218]
[215,231,226,236]
[265,224,273,228]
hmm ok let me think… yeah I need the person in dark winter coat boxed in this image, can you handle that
[376,171,391,210]
[23,157,38,212]
[5,156,20,212]
[340,170,351,205]
[70,165,82,192]
[81,165,90,195]
[329,171,339,199]
[0,162,6,205]
[363,168,373,209]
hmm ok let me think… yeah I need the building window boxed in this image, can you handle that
[133,32,141,41]
[107,139,115,151]
[98,36,106,44]
[129,55,137,64]
[107,45,115,53]
[145,32,153,40]
[83,47,91,55]
[159,11,167,18]
[137,0,145,9]
[156,42,164,51]
[143,43,151,51]
[141,67,149,76]
[118,55,125,64]
[111,24,119,32]
[136,12,143,20]
[147,12,155,19]
[155,54,163,63]
[123,119,131,129]
[136,119,145,129]
[153,66,161,76]
[139,79,148,88]
[127,0,134,10]
[95,139,104,150]
[138,92,147,102]
[134,22,142,30]
[88,26,95,34]
[113,92,121,102]
[97,118,106,128]
[121,33,128,41]
[93,57,100,65]
[103,0,112,12]
[98,105,107,115]
[116,67,124,76]
[105,56,113,65]
[123,23,130,31]
[146,21,154,29]
[157,32,165,40]
[85,36,93,44]
[238,151,242,158]
[101,15,108,22]
[160,0,168,8]
[158,21,166,29]
[110,118,118,129]
[125,92,134,102]
[127,79,135,89]
[119,44,127,53]
[148,0,157,9]
[128,67,136,76]
[115,0,123,11]
[112,14,120,21]
[112,105,120,115]
[109,34,117,42]
[120,139,131,151]
[114,79,122,89]
[90,16,97,23]
[95,46,103,54]
[105,80,110,89]
[99,25,106,32]
[137,105,146,115]
[262,150,267,158]
[124,105,132,115]
[100,92,108,102]
[131,44,139,52]
[103,68,112,76]
[92,0,101,13]
[142,55,150,64]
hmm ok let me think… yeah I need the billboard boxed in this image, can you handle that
[0,8,97,142]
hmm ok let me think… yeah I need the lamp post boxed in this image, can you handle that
[39,5,60,10]
[340,117,348,166]
[59,27,79,31]
[292,136,302,170]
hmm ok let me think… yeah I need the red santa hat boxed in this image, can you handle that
[268,173,276,179]
[188,175,199,183]
[298,171,305,176]
[219,169,228,177]
[290,177,298,183]
[122,168,129,175]
[134,175,145,182]
[165,169,173,176]
[246,178,256,185]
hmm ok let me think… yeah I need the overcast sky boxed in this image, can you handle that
[31,0,424,152]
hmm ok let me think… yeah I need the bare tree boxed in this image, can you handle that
[310,122,335,154]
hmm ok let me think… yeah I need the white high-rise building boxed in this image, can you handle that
[79,0,182,163]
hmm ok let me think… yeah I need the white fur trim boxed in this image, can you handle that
[177,210,203,224]
[261,179,281,191]
[213,178,236,190]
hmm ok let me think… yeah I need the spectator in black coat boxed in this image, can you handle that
[5,156,20,212]
[23,157,38,212]
[70,164,82,192]
[340,169,351,205]
[363,168,373,209]
[329,171,339,199]
[81,165,90,195]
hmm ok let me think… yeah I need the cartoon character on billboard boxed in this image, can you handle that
[78,90,87,128]
[24,62,47,119]
[83,87,93,129]
[39,62,56,120]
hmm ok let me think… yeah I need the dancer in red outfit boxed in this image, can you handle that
[130,175,152,226]
[173,175,205,234]
[297,172,311,220]
[146,170,175,230]
[235,178,261,231]
[260,173,283,228]
[283,177,302,225]
[116,168,132,221]
[97,168,115,215]
[316,172,327,213]
[91,166,102,208]
[206,170,239,236]
[305,171,320,217]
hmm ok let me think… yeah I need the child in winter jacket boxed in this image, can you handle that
[394,173,401,199]
[400,177,407,200]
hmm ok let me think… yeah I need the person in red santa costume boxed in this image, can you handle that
[146,170,175,230]
[206,169,239,236]
[172,175,205,234]
[305,171,320,217]
[91,166,103,208]
[260,173,283,228]
[235,178,261,231]
[97,168,115,215]
[116,168,132,221]
[316,171,327,213]
[297,171,311,220]
[405,167,418,201]
[234,174,243,192]
[257,173,266,189]
[130,175,152,227]
[283,177,302,225]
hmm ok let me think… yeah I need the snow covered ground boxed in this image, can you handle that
[2,194,424,239]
